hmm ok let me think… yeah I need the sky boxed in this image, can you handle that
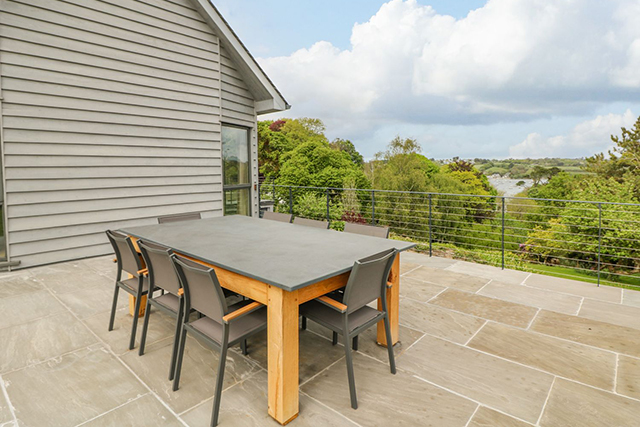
[215,0,640,160]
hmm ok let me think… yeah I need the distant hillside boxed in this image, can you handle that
[471,158,588,178]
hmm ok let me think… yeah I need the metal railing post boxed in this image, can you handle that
[326,188,330,222]
[428,194,433,257]
[501,197,505,270]
[257,182,261,217]
[598,203,602,287]
[371,190,376,225]
[288,186,293,214]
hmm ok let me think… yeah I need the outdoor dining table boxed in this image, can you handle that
[120,215,415,425]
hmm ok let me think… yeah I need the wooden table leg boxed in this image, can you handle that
[377,253,400,347]
[128,294,146,317]
[267,285,299,425]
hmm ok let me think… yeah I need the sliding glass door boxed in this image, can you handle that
[222,124,251,216]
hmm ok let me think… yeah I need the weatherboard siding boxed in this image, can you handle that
[0,0,260,268]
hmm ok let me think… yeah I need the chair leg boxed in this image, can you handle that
[383,315,396,374]
[241,339,247,355]
[108,285,120,331]
[343,333,358,409]
[138,298,153,356]
[352,335,358,351]
[169,303,184,381]
[211,343,228,426]
[332,331,338,346]
[172,326,188,391]
[129,293,143,350]
[301,316,307,330]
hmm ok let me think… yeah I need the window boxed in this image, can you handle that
[222,125,251,216]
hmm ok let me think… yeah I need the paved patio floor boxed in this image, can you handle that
[1,252,640,426]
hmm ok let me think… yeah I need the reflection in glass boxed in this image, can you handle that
[224,188,250,216]
[222,126,250,186]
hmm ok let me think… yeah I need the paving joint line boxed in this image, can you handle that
[400,265,423,277]
[463,404,480,427]
[0,373,18,426]
[475,279,493,294]
[299,391,363,427]
[526,308,541,330]
[74,393,149,427]
[576,297,585,316]
[464,320,488,346]
[535,376,556,426]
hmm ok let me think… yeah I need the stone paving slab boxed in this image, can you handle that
[0,275,43,299]
[399,297,486,344]
[468,322,617,390]
[616,355,640,400]
[525,273,622,303]
[301,352,478,427]
[0,290,66,330]
[81,394,183,427]
[403,266,490,292]
[468,406,531,427]
[400,335,554,424]
[399,276,446,302]
[530,310,640,358]
[479,280,582,315]
[540,378,640,427]
[578,298,640,330]
[4,345,146,427]
[429,289,538,328]
[445,261,530,285]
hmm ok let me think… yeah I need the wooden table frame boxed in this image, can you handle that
[129,237,401,425]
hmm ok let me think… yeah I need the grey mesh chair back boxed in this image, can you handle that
[172,254,228,321]
[158,212,201,224]
[344,222,390,239]
[106,230,142,278]
[138,240,180,296]
[262,211,293,223]
[343,248,397,314]
[293,217,329,229]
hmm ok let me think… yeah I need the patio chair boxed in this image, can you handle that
[344,222,390,239]
[158,212,201,224]
[137,240,184,380]
[300,248,398,410]
[106,230,149,350]
[171,254,267,427]
[262,211,293,223]
[293,217,329,229]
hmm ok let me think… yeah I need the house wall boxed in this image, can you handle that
[0,0,257,268]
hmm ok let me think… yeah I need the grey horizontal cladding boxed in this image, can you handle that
[63,0,217,43]
[5,165,220,180]
[3,91,217,125]
[6,175,220,193]
[7,183,222,206]
[5,154,218,168]
[3,105,220,132]
[3,117,219,141]
[3,131,220,151]
[1,80,220,116]
[8,191,222,219]
[8,200,222,232]
[2,66,219,106]
[13,243,115,269]
[1,50,219,94]
[1,0,227,268]
[4,141,219,157]
[2,12,218,70]
[11,0,216,52]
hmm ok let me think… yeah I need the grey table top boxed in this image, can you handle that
[120,215,415,292]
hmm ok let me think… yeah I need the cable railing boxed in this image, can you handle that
[258,181,640,290]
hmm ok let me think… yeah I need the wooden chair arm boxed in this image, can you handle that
[137,268,148,276]
[178,288,184,296]
[222,301,263,324]
[387,281,393,289]
[113,258,117,263]
[317,296,347,313]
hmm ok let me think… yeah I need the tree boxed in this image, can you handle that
[530,166,549,186]
[330,138,364,167]
[373,137,439,192]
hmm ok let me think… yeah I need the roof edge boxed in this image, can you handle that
[191,0,290,114]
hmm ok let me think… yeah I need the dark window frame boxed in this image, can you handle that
[221,123,252,216]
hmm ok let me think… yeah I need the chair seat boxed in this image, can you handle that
[119,276,149,294]
[190,302,267,345]
[300,300,382,333]
[155,293,180,312]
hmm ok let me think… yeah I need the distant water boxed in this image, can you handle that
[487,175,534,197]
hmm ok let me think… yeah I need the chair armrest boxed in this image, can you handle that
[137,268,148,276]
[178,288,184,296]
[222,301,263,324]
[317,296,347,313]
[386,281,393,289]
[113,258,117,263]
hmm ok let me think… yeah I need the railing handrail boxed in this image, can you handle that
[259,182,640,208]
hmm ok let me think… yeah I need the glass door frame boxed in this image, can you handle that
[221,123,252,216]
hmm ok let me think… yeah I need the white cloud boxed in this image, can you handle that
[259,0,640,127]
[508,109,636,158]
